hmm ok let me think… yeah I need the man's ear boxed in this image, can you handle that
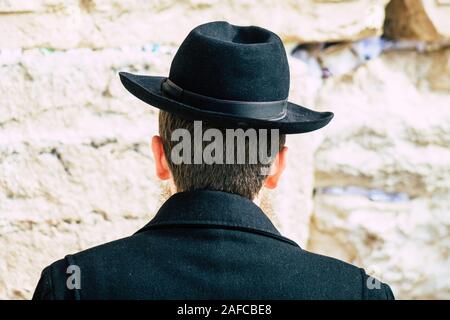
[264,146,288,189]
[151,135,171,180]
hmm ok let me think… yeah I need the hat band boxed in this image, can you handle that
[161,79,287,121]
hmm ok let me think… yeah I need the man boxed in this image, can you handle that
[33,21,394,300]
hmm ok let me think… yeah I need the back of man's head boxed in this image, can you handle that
[158,111,286,199]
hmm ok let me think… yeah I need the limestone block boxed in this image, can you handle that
[0,46,174,124]
[309,194,450,299]
[314,49,450,197]
[384,0,450,41]
[0,0,389,49]
[382,48,450,92]
[0,6,83,49]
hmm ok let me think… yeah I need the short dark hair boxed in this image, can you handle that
[159,111,285,200]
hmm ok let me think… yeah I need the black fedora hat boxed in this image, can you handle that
[119,21,333,134]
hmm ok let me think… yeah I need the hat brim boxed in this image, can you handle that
[119,72,333,134]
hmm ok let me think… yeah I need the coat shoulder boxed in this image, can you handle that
[286,248,394,300]
[32,234,140,300]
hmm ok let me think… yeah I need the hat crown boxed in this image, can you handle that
[169,21,290,102]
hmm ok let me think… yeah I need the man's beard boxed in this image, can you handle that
[158,181,173,206]
[258,188,278,225]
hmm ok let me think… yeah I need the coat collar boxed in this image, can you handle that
[136,189,299,247]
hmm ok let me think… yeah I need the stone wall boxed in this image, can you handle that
[0,0,449,299]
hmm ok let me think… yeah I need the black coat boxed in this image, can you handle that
[32,190,394,300]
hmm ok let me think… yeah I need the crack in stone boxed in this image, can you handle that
[49,147,71,175]
[89,138,118,149]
